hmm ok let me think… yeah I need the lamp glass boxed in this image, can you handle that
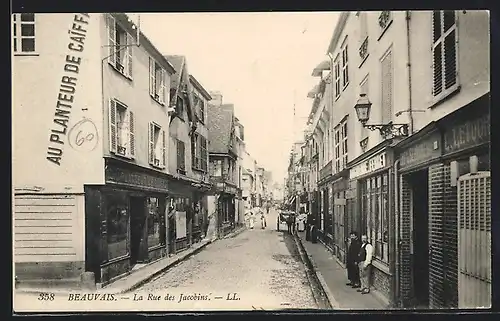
[354,94,372,123]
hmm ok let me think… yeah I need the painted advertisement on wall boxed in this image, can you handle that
[12,13,104,193]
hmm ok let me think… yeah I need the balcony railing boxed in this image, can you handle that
[359,37,368,61]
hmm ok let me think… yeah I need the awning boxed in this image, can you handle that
[286,195,296,205]
[307,84,320,98]
[311,59,331,77]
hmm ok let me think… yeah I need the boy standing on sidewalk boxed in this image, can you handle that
[346,231,361,288]
[357,234,373,294]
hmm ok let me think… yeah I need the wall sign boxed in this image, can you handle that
[443,113,490,155]
[399,130,441,170]
[350,151,387,180]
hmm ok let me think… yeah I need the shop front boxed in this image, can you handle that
[317,161,332,244]
[84,158,169,286]
[348,141,396,306]
[213,181,237,237]
[396,93,490,309]
[330,170,349,266]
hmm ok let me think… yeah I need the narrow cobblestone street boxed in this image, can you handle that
[135,209,318,310]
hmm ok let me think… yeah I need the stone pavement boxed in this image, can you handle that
[136,208,319,310]
[15,226,247,296]
[296,231,388,310]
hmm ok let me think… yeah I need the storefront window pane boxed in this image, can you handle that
[106,194,129,260]
[147,197,161,249]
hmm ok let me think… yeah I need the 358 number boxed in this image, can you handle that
[38,292,55,301]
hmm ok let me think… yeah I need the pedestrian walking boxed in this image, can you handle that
[291,213,296,234]
[357,234,374,294]
[346,231,361,288]
[261,211,267,229]
[286,214,293,234]
[305,213,312,241]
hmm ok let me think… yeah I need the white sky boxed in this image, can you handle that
[131,12,338,183]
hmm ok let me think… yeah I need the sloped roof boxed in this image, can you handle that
[207,103,234,154]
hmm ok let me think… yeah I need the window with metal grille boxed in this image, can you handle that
[12,13,36,53]
[457,171,491,308]
[432,10,458,99]
[381,49,393,125]
[358,12,369,62]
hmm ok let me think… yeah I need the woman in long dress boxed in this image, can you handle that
[205,207,217,241]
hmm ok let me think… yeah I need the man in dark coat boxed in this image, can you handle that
[305,213,312,241]
[346,231,361,288]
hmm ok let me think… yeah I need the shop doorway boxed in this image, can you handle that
[130,196,146,266]
[409,169,430,307]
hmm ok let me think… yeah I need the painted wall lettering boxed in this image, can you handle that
[444,114,490,155]
[68,118,99,152]
[46,13,90,166]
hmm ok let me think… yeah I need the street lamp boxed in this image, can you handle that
[354,93,409,138]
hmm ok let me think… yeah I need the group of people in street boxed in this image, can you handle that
[245,203,270,230]
[346,232,373,295]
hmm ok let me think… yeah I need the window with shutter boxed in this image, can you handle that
[109,99,117,153]
[149,122,162,168]
[149,57,167,105]
[129,111,135,157]
[381,50,393,125]
[107,14,116,65]
[432,10,458,99]
[177,140,186,172]
[126,34,133,78]
[114,101,130,158]
[161,130,166,168]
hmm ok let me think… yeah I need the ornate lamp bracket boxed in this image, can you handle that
[363,123,409,138]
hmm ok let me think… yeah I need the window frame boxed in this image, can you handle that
[380,47,394,126]
[148,121,166,169]
[149,57,167,105]
[107,14,134,80]
[341,37,349,90]
[12,13,37,55]
[176,139,186,174]
[431,10,460,105]
[334,55,341,99]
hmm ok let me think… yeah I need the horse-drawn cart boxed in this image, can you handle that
[276,210,294,231]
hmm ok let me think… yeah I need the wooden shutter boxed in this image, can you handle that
[443,11,457,90]
[129,111,135,157]
[432,11,443,96]
[109,99,117,153]
[161,129,166,168]
[160,68,166,104]
[126,34,133,78]
[148,122,154,164]
[202,137,208,171]
[149,57,155,97]
[177,140,185,170]
[381,50,393,124]
[107,14,116,65]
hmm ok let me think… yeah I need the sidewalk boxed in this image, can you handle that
[296,231,388,310]
[16,226,247,295]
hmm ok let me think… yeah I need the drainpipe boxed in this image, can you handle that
[405,11,415,135]
[393,158,401,307]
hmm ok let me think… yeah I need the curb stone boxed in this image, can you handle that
[293,234,340,309]
[14,240,214,296]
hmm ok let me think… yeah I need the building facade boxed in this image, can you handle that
[207,96,241,237]
[303,10,490,308]
[13,13,178,287]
